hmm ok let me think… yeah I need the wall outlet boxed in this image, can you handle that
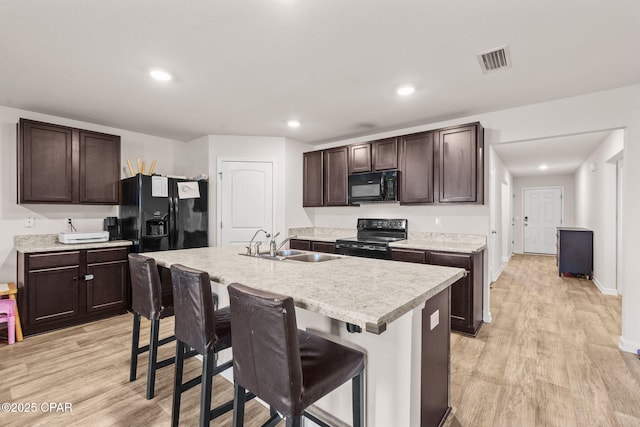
[430,310,440,330]
[25,217,35,228]
[435,217,442,226]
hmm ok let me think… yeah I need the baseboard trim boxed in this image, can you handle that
[619,336,640,355]
[592,277,618,296]
[492,263,506,282]
[483,311,492,323]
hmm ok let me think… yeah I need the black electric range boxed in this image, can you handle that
[335,218,407,260]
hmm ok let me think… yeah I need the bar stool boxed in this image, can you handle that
[170,264,253,427]
[0,282,22,341]
[128,253,177,400]
[0,299,16,344]
[228,283,365,427]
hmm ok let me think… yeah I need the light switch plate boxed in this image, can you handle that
[430,310,440,330]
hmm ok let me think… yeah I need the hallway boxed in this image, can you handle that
[446,254,640,426]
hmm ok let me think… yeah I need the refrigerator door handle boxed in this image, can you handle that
[172,191,179,248]
[168,187,176,249]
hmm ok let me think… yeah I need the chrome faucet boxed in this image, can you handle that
[276,235,298,253]
[269,232,281,256]
[246,229,271,256]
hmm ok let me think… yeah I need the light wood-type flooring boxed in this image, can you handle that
[1,254,639,426]
[445,254,640,427]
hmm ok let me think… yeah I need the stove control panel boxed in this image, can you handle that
[357,218,407,231]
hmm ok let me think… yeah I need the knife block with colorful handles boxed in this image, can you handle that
[0,282,23,342]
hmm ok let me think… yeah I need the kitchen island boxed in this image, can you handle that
[145,246,464,426]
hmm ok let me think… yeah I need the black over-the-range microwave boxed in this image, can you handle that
[348,170,398,205]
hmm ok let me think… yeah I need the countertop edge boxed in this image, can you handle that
[16,240,133,253]
[291,235,486,254]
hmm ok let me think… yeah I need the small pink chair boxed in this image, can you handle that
[0,299,16,345]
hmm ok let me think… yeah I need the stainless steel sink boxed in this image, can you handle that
[238,250,306,260]
[239,250,339,262]
[276,249,306,257]
[285,253,341,263]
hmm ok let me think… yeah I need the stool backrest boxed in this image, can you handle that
[227,283,303,415]
[128,253,163,319]
[170,264,217,355]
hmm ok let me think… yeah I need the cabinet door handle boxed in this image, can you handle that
[84,274,94,281]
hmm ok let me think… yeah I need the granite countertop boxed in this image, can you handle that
[288,227,354,242]
[15,234,132,253]
[145,246,464,334]
[289,227,487,253]
[390,231,487,253]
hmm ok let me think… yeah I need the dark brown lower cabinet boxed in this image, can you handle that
[18,247,130,336]
[289,239,336,254]
[289,239,311,251]
[391,247,484,336]
[311,241,336,253]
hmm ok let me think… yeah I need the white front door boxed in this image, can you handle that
[219,161,274,246]
[523,187,563,254]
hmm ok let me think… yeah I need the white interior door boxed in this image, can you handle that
[219,161,274,246]
[523,187,563,254]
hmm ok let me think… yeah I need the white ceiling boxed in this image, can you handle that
[492,131,612,177]
[1,1,639,145]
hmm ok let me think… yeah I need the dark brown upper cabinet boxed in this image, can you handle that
[19,120,74,203]
[349,138,398,174]
[349,143,371,174]
[435,123,484,204]
[323,146,349,206]
[301,121,483,208]
[303,151,324,207]
[399,132,434,204]
[372,138,398,171]
[19,118,121,205]
[79,131,120,204]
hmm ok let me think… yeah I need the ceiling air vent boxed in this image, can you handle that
[477,45,512,73]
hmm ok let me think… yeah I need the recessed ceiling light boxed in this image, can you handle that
[150,69,172,81]
[287,120,301,128]
[539,164,549,170]
[396,85,415,96]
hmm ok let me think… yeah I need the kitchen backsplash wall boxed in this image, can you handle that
[306,204,490,235]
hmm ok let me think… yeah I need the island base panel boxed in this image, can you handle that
[421,286,451,427]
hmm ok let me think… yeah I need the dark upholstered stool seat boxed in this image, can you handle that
[298,330,365,411]
[228,283,365,427]
[128,253,178,400]
[210,305,232,351]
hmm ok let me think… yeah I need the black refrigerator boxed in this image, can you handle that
[120,174,209,253]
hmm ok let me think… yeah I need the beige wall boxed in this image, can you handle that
[575,129,624,294]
